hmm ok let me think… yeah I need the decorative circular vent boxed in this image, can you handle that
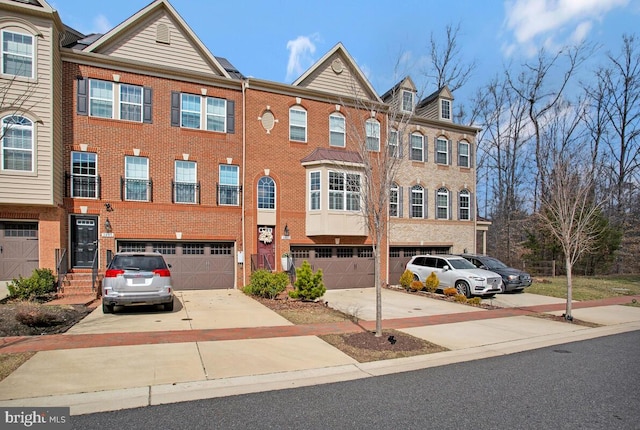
[331,59,344,74]
[261,110,275,132]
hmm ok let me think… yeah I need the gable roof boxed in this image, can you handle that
[380,76,416,101]
[292,42,381,103]
[416,85,453,109]
[83,0,231,78]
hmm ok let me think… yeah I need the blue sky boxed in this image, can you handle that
[50,0,640,104]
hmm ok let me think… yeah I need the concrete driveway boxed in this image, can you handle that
[67,289,293,335]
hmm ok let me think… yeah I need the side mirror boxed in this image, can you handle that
[480,265,487,270]
[443,265,450,271]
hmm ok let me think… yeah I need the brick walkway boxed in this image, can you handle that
[1,295,637,355]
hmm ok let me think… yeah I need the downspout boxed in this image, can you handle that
[241,79,248,287]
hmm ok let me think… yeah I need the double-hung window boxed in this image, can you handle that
[206,97,226,132]
[410,133,424,161]
[1,30,33,78]
[411,185,424,218]
[1,115,33,172]
[125,156,149,201]
[71,151,98,198]
[388,129,399,158]
[329,113,345,147]
[218,165,239,206]
[329,171,360,211]
[459,189,471,220]
[310,171,320,210]
[390,184,399,217]
[258,176,275,209]
[290,107,307,142]
[437,187,449,219]
[181,94,201,129]
[174,161,197,204]
[87,79,147,122]
[402,90,414,112]
[458,141,470,167]
[178,94,228,131]
[366,119,380,151]
[441,99,451,120]
[436,138,449,164]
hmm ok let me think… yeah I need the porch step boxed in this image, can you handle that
[58,272,102,297]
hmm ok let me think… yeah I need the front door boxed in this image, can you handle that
[71,215,98,268]
[257,226,275,269]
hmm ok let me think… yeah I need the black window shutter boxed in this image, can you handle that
[470,192,475,220]
[457,141,461,166]
[448,190,452,219]
[170,92,180,127]
[143,87,153,124]
[424,190,428,219]
[398,186,404,218]
[227,100,235,133]
[457,191,461,219]
[470,142,475,168]
[448,140,452,165]
[77,78,88,116]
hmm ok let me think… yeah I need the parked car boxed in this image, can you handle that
[405,254,502,298]
[459,254,532,293]
[102,252,174,313]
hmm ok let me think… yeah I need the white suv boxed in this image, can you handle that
[405,254,502,297]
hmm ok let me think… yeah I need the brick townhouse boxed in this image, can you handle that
[0,0,483,292]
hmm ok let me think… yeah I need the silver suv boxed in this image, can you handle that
[405,254,502,297]
[102,252,174,313]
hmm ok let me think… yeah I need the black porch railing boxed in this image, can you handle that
[65,173,101,199]
[121,177,153,202]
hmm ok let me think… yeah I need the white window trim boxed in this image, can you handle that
[436,137,449,164]
[411,185,424,219]
[119,84,143,123]
[328,170,361,212]
[410,133,424,162]
[1,115,34,173]
[1,30,34,79]
[390,184,399,217]
[459,141,470,168]
[179,93,227,132]
[174,160,197,204]
[366,119,380,152]
[459,189,471,221]
[329,113,345,147]
[70,151,98,199]
[257,176,276,210]
[218,164,239,206]
[290,106,307,142]
[402,90,414,113]
[124,156,149,201]
[309,170,321,211]
[437,188,450,219]
[89,79,145,122]
[206,97,227,132]
[441,99,451,120]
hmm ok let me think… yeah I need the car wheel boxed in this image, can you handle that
[499,281,506,293]
[455,280,470,298]
[102,303,114,314]
[164,299,174,312]
[413,274,420,282]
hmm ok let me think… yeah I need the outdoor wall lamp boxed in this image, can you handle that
[104,218,112,233]
[104,203,114,212]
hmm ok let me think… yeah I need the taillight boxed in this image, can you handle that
[105,269,125,278]
[153,269,171,277]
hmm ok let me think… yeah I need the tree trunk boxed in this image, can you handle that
[565,256,573,319]
[374,244,382,337]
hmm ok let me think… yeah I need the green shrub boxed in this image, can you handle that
[468,297,482,306]
[399,270,414,291]
[7,268,56,301]
[443,287,457,296]
[289,260,326,301]
[454,294,468,303]
[242,269,288,299]
[425,272,439,292]
[410,280,424,291]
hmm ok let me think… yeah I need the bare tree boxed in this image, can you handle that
[426,22,477,93]
[0,74,40,140]
[537,150,604,320]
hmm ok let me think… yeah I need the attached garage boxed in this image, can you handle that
[388,246,450,286]
[117,241,235,290]
[0,222,39,281]
[290,246,374,289]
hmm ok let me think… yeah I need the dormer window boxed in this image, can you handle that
[441,99,451,120]
[402,90,414,112]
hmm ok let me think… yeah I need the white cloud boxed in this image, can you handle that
[285,35,319,82]
[503,0,629,55]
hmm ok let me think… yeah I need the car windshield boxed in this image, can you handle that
[110,255,167,271]
[483,257,508,269]
[448,258,476,270]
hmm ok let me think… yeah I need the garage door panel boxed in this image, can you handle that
[0,223,39,281]
[292,246,374,289]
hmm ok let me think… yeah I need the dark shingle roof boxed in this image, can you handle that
[215,56,244,80]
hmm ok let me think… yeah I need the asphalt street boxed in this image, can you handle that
[70,330,640,430]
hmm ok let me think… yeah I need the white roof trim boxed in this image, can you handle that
[83,0,231,79]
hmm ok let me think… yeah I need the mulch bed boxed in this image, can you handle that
[0,300,93,337]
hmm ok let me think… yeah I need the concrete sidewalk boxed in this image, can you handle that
[0,288,639,415]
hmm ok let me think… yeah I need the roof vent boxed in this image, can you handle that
[156,24,170,44]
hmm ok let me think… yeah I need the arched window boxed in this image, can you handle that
[436,187,450,219]
[329,113,345,147]
[410,185,424,218]
[1,115,33,171]
[459,189,471,220]
[257,176,275,209]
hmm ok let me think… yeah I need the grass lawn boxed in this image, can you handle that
[528,275,640,301]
